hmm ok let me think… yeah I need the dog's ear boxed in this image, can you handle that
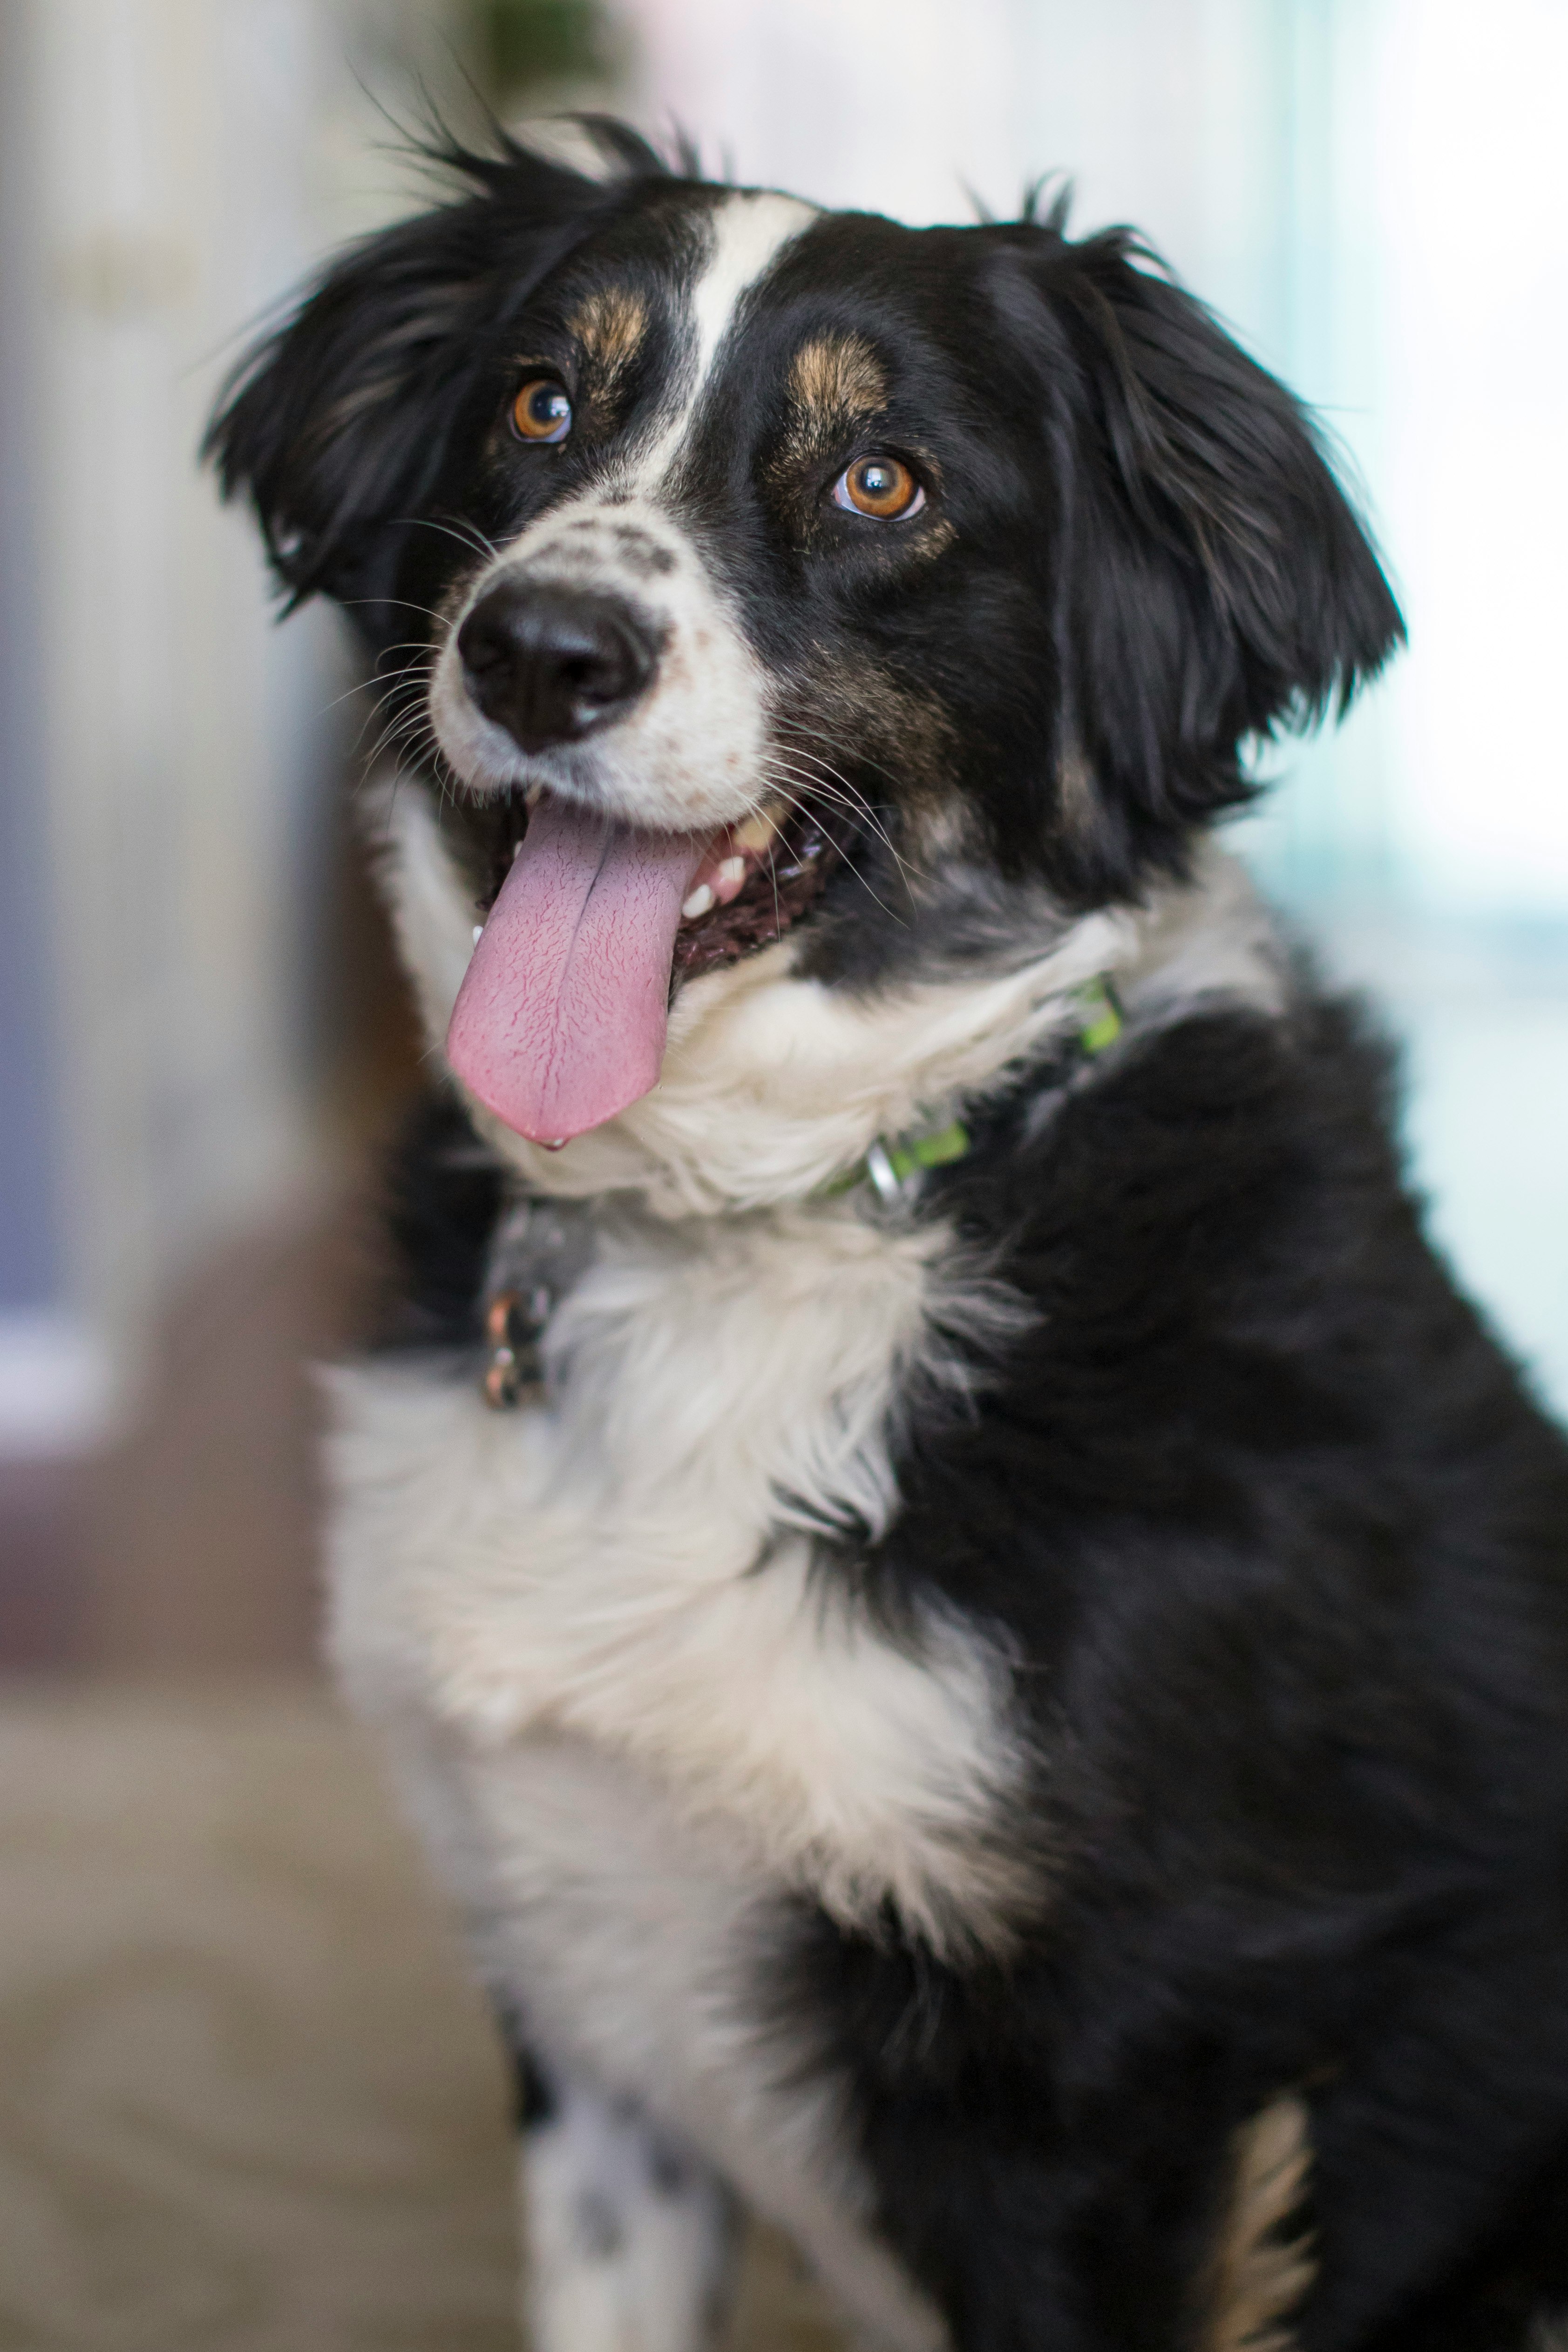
[1005,224,1405,891]
[205,125,666,624]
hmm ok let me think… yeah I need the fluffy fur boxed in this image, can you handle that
[210,122,1568,2352]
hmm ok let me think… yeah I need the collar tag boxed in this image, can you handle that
[862,1137,903,1207]
[824,1115,971,1206]
[860,1118,971,1207]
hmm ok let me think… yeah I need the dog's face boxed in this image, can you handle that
[210,129,1401,1152]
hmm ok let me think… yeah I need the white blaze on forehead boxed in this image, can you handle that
[688,189,819,382]
[631,188,818,486]
[426,189,820,836]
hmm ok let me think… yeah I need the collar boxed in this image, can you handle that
[827,974,1124,1209]
[480,975,1123,1407]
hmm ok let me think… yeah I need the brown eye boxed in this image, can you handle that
[832,455,925,520]
[511,377,573,443]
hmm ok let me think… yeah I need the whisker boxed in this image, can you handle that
[761,751,909,838]
[333,656,434,736]
[758,754,916,886]
[762,737,901,828]
[342,594,453,626]
[347,696,442,802]
[755,774,906,929]
[777,721,915,800]
[764,782,904,927]
[360,700,444,778]
[360,708,428,771]
[399,513,502,568]
[330,675,404,737]
[771,734,928,877]
[764,762,903,861]
[767,737,912,848]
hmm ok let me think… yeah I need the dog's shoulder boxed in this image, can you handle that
[857,950,1568,1853]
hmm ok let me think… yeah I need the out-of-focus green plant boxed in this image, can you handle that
[465,0,613,106]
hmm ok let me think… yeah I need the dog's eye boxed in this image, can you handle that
[832,456,924,521]
[511,378,573,444]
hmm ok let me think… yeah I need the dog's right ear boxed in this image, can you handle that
[205,126,663,622]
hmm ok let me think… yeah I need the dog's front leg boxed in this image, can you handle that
[514,2054,739,2352]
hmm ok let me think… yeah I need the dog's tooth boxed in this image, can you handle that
[682,883,715,921]
[733,811,778,854]
[472,925,484,944]
[715,856,747,895]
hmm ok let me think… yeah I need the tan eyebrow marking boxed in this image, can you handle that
[567,286,650,384]
[774,333,892,489]
[787,332,888,423]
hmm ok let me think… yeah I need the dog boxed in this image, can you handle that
[208,121,1568,2352]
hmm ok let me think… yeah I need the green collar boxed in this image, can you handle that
[480,979,1126,1408]
[831,976,1123,1207]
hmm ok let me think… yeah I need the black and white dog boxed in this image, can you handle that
[209,123,1568,2352]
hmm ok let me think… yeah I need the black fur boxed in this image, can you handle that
[208,126,1568,2352]
[378,991,1568,2349]
[376,1087,504,1352]
[786,997,1568,2351]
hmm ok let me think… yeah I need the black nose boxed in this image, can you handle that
[457,581,659,754]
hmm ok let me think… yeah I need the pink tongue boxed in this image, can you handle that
[446,796,707,1143]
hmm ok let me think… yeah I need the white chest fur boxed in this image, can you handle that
[326,1197,1033,1954]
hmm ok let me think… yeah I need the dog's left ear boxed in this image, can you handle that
[1005,224,1405,888]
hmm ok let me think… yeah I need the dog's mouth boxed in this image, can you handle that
[446,786,851,1145]
[672,796,849,977]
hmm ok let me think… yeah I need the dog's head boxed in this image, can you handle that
[209,124,1402,1169]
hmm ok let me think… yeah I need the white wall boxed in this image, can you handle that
[0,0,562,1454]
[3,0,343,1446]
[1369,0,1568,916]
[629,0,1027,225]
[627,0,1568,922]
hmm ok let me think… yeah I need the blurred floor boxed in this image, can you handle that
[0,1681,843,2352]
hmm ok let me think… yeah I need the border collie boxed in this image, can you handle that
[208,122,1568,2352]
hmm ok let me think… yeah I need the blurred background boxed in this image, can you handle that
[1,0,1566,1662]
[0,8,1565,2344]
